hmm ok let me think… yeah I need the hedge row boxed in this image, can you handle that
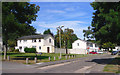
[24,48,36,53]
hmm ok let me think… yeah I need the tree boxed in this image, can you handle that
[89,2,120,49]
[64,28,78,54]
[83,26,94,40]
[43,29,53,36]
[55,28,78,53]
[2,2,40,59]
[102,42,116,51]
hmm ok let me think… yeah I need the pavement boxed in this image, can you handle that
[2,54,119,73]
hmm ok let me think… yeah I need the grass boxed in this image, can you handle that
[1,52,92,64]
[103,55,120,73]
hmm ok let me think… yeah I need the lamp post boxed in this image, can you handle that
[57,25,64,58]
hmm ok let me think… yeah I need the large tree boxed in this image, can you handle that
[55,28,78,54]
[89,2,120,49]
[2,2,40,58]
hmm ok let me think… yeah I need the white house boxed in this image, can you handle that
[70,39,99,54]
[15,34,55,53]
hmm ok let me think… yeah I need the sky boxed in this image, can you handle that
[30,2,94,40]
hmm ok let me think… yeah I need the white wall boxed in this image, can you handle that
[72,40,87,49]
[69,49,87,54]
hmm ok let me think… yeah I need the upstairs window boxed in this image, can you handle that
[32,39,36,42]
[19,40,21,43]
[49,39,51,43]
[24,40,27,42]
[77,43,79,46]
[39,39,41,42]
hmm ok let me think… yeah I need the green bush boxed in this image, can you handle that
[109,50,113,52]
[9,48,15,52]
[14,49,19,52]
[24,48,36,53]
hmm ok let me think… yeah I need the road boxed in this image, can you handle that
[2,54,116,73]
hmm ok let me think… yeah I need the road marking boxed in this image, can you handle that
[37,62,71,70]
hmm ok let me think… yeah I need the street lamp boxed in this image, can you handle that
[56,25,64,58]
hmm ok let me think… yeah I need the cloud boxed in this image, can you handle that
[65,7,75,11]
[46,9,66,13]
[32,21,89,39]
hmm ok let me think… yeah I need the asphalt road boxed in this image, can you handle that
[2,54,116,73]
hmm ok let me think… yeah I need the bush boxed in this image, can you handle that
[24,48,36,53]
[14,49,19,52]
[109,50,113,52]
[9,48,15,52]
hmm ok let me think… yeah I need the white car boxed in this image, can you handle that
[97,51,103,54]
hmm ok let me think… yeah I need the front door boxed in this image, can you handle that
[47,47,50,53]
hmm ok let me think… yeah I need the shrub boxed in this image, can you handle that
[24,48,36,53]
[14,49,19,52]
[9,48,15,52]
[109,50,113,52]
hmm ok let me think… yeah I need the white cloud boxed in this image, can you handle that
[46,9,66,13]
[32,21,88,39]
[65,7,75,11]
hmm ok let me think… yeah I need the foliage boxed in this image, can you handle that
[43,29,53,36]
[2,2,40,50]
[8,40,16,48]
[87,2,120,49]
[14,49,19,52]
[24,48,36,53]
[102,42,116,50]
[55,28,78,49]
[83,26,94,40]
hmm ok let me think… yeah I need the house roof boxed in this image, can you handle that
[74,38,97,44]
[17,34,54,40]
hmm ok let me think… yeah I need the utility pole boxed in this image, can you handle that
[57,25,64,58]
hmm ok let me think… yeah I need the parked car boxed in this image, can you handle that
[97,51,103,54]
[111,51,118,55]
[89,51,98,54]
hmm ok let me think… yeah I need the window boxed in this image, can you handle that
[39,46,41,50]
[24,40,27,42]
[32,39,36,42]
[19,46,22,50]
[39,39,41,42]
[49,39,51,43]
[77,43,79,46]
[32,46,36,48]
[19,40,21,43]
[90,43,93,47]
[95,44,97,47]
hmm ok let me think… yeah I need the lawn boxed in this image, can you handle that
[2,52,91,64]
[103,55,120,73]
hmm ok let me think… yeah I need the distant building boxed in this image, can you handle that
[15,34,55,53]
[113,46,120,51]
[70,39,99,54]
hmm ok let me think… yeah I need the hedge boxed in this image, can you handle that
[24,48,36,53]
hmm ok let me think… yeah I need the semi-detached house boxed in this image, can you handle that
[15,34,55,53]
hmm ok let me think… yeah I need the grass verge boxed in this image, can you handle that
[103,55,120,73]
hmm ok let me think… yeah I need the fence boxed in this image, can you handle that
[54,48,70,54]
